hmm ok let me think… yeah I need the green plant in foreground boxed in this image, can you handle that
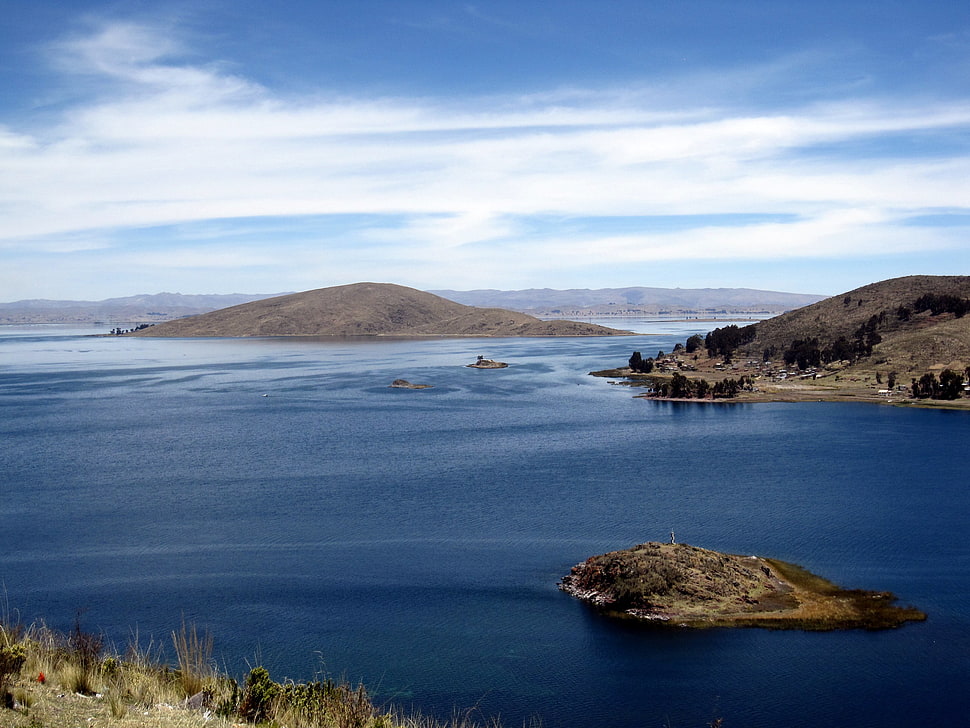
[239,666,279,723]
[236,665,385,728]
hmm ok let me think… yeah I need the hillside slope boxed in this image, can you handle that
[129,282,632,337]
[596,276,970,407]
[729,275,970,376]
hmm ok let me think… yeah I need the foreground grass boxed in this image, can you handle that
[0,618,502,728]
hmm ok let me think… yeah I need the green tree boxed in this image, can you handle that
[713,378,741,398]
[240,667,280,724]
[628,351,654,373]
[668,373,692,398]
[938,369,964,399]
[705,324,757,358]
[784,339,821,369]
[912,373,938,399]
[685,334,705,354]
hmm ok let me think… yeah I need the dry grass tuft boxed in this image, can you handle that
[0,615,524,728]
[171,619,214,698]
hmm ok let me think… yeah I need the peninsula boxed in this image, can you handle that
[127,283,633,338]
[593,275,970,408]
[559,541,925,630]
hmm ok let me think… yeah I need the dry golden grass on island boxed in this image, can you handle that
[559,542,926,630]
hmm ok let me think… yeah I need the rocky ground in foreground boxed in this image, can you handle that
[560,542,926,629]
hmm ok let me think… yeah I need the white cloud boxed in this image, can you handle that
[3,20,970,297]
[544,208,943,261]
[54,21,183,76]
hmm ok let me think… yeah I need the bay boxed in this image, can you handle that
[1,323,968,727]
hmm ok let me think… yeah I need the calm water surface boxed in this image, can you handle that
[1,324,968,728]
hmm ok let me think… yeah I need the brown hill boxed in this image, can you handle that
[726,275,970,376]
[129,282,633,338]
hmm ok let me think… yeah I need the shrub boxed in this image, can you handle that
[239,666,280,723]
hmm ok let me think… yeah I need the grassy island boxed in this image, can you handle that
[559,542,926,630]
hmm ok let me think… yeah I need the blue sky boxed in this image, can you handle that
[2,1,970,300]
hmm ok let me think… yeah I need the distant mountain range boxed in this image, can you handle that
[0,286,822,324]
[0,292,283,325]
[129,283,630,338]
[429,287,824,315]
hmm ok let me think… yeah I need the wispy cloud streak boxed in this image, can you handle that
[2,20,969,296]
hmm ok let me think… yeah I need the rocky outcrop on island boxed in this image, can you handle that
[560,541,925,630]
[128,283,633,338]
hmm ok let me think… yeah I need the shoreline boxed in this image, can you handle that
[593,367,970,410]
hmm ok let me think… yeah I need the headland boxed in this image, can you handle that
[592,275,970,409]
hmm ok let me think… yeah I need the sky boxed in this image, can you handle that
[1,1,970,301]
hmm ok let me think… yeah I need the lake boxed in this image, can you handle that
[1,323,968,727]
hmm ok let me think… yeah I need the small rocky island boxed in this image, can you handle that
[559,541,925,630]
[389,379,432,389]
[466,356,508,369]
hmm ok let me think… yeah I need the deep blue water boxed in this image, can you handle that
[1,323,968,728]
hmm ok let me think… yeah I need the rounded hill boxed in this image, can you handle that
[129,282,633,338]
